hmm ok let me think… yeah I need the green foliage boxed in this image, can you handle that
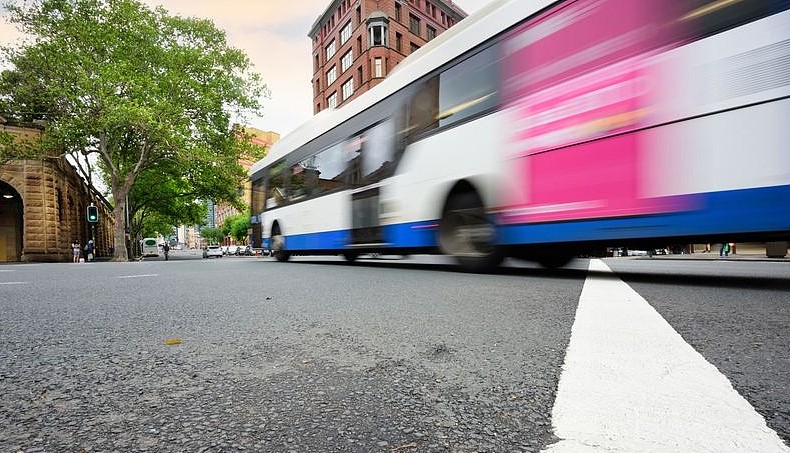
[198,226,223,245]
[222,212,250,243]
[0,0,268,260]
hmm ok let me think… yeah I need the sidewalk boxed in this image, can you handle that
[643,253,788,262]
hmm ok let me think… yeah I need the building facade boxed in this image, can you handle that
[309,0,467,113]
[0,123,114,262]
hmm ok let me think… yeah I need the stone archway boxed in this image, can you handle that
[0,180,23,262]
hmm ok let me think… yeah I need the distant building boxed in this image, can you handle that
[309,0,467,113]
[213,127,279,245]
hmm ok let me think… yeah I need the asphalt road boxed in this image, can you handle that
[1,253,787,452]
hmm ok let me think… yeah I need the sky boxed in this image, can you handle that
[0,1,488,137]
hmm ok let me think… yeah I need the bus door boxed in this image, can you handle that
[351,186,381,244]
[347,120,397,246]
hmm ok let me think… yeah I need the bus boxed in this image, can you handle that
[141,238,159,257]
[249,0,790,271]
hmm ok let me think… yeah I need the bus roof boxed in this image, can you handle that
[249,0,555,179]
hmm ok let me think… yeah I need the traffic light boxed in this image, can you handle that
[87,205,99,223]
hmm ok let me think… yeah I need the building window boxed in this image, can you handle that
[369,23,388,47]
[342,78,354,101]
[427,25,436,41]
[396,33,403,52]
[395,3,402,22]
[410,42,420,53]
[358,66,363,84]
[326,40,336,60]
[356,6,361,25]
[341,49,353,73]
[327,66,337,85]
[328,92,338,109]
[374,58,384,78]
[340,21,353,45]
[409,14,420,35]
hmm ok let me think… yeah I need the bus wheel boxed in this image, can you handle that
[342,252,359,262]
[439,192,503,272]
[271,227,290,262]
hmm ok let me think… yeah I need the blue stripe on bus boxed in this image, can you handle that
[282,229,350,251]
[383,221,440,248]
[266,185,790,252]
[498,185,790,245]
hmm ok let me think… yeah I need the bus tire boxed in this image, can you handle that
[271,225,290,262]
[439,192,503,272]
[342,252,359,262]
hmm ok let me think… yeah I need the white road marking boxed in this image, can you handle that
[0,282,26,285]
[543,259,789,453]
[116,274,160,279]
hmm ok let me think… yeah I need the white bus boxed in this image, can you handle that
[250,0,790,271]
[141,238,159,257]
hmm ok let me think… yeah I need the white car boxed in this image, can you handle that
[204,245,223,258]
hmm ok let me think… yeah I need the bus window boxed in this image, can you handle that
[438,45,500,127]
[361,120,396,184]
[266,161,287,209]
[676,0,790,42]
[290,162,308,201]
[407,76,439,141]
[313,142,347,194]
[251,177,265,214]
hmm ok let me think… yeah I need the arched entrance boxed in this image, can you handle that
[0,180,23,262]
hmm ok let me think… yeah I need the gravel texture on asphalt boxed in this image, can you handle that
[1,260,581,452]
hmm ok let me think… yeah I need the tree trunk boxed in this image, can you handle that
[112,192,129,261]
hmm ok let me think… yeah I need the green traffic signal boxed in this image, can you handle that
[87,205,99,223]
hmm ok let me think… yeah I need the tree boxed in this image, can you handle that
[0,0,267,261]
[198,226,223,245]
[226,213,251,243]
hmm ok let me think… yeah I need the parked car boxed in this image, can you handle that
[204,245,223,258]
[237,245,252,256]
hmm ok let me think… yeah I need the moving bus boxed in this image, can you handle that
[141,238,159,257]
[249,0,790,271]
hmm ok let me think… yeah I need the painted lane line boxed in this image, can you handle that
[543,259,789,453]
[0,282,26,285]
[116,274,160,279]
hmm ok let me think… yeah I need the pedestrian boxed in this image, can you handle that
[84,239,95,262]
[719,242,730,257]
[71,239,81,263]
[162,242,170,261]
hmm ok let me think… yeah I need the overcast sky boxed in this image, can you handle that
[0,1,489,137]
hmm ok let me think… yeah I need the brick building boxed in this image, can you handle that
[309,0,467,113]
[0,122,114,262]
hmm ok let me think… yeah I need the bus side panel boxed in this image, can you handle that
[380,113,506,249]
[499,184,790,245]
[261,192,352,252]
[499,4,790,240]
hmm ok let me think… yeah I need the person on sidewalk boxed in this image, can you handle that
[71,239,81,263]
[719,242,730,257]
[84,240,95,262]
